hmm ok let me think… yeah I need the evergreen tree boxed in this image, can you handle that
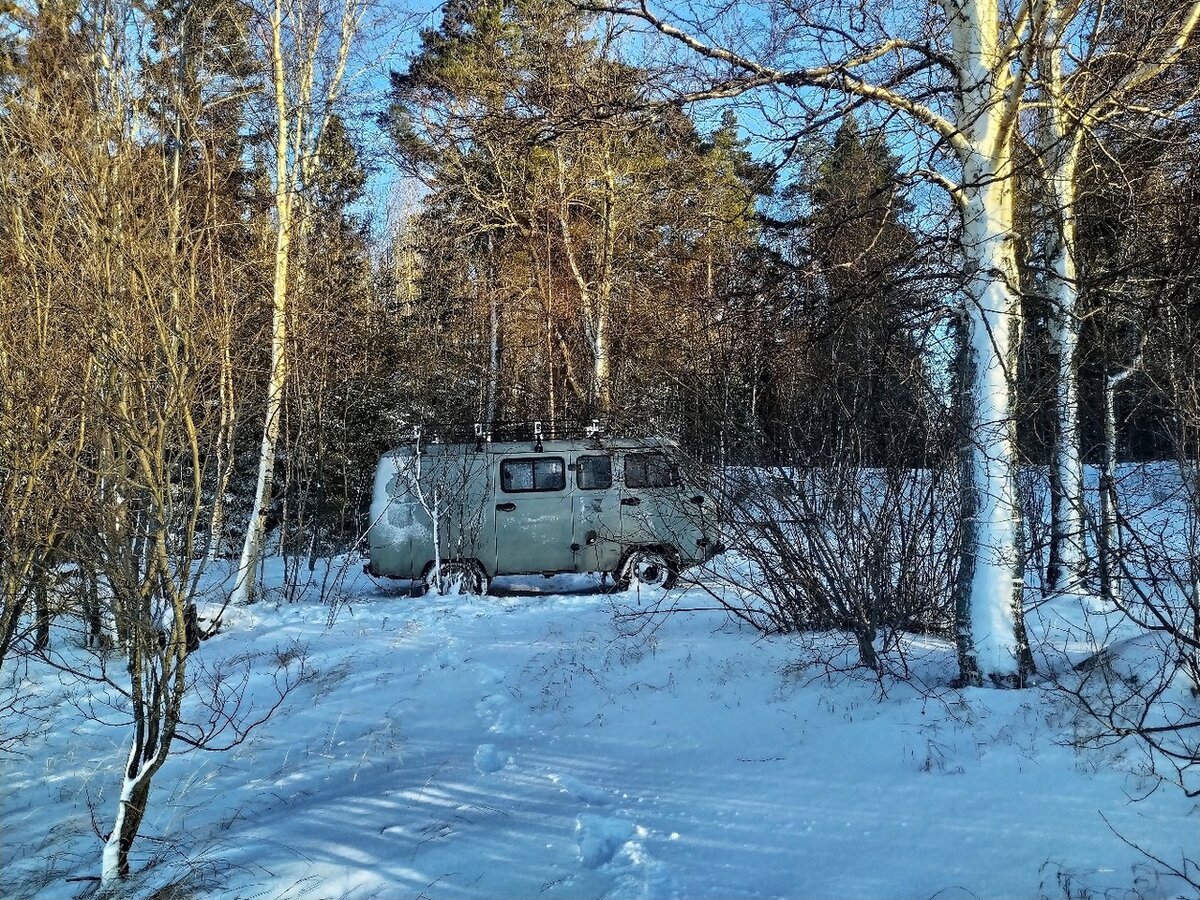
[770,116,938,465]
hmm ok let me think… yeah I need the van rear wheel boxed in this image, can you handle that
[423,561,489,597]
[617,550,677,590]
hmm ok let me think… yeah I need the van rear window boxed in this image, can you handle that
[576,455,612,490]
[624,452,677,488]
[501,457,566,492]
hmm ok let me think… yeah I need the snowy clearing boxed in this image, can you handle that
[2,559,1196,899]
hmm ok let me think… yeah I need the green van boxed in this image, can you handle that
[365,438,720,594]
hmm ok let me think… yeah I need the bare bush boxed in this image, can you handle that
[702,460,960,674]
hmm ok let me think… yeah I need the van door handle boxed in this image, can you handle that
[620,497,641,507]
[496,502,516,512]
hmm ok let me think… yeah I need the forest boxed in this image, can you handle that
[2,0,1200,895]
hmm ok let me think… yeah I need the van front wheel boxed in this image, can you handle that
[423,561,489,597]
[617,550,677,590]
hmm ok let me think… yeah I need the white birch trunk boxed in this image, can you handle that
[1046,232,1087,592]
[1040,3,1088,592]
[957,183,1028,682]
[945,0,1033,684]
[593,171,615,416]
[593,297,611,415]
[231,0,293,605]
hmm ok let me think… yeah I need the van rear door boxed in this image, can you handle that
[619,450,704,562]
[493,455,575,575]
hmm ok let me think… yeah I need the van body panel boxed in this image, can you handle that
[368,450,422,578]
[367,438,716,584]
[572,450,623,572]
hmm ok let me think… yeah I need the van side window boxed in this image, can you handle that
[624,452,677,488]
[576,455,612,490]
[500,457,566,492]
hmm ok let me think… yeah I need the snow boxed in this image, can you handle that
[2,559,1196,898]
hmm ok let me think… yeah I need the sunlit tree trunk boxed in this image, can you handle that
[1042,124,1088,593]
[943,0,1035,685]
[1035,0,1096,595]
[232,0,361,603]
[485,231,502,423]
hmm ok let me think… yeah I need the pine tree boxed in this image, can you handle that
[773,116,936,466]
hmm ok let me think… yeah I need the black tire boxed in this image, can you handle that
[617,549,677,590]
[422,560,489,597]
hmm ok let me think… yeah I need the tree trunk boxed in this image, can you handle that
[1040,19,1089,591]
[231,209,289,604]
[231,0,294,604]
[207,320,237,561]
[593,291,611,415]
[947,6,1036,684]
[1047,290,1086,592]
[954,226,1035,685]
[34,573,49,652]
[1098,373,1122,604]
[485,232,502,423]
[100,755,155,884]
[593,169,616,416]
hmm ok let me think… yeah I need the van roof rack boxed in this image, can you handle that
[400,418,617,447]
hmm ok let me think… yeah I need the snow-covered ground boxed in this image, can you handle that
[2,559,1196,899]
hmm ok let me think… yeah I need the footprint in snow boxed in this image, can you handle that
[476,664,504,686]
[608,846,678,900]
[474,743,509,774]
[575,814,633,868]
[434,645,464,670]
[550,773,610,806]
[476,693,525,735]
[577,819,679,898]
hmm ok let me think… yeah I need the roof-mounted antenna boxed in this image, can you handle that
[533,421,544,453]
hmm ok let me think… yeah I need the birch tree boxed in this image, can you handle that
[1030,0,1200,594]
[4,0,222,880]
[231,0,365,603]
